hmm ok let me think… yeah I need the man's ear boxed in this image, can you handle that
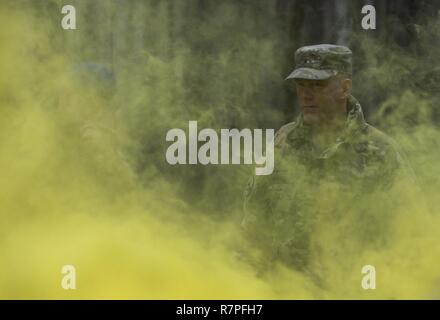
[341,77,352,99]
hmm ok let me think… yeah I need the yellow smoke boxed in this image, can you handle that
[0,1,439,299]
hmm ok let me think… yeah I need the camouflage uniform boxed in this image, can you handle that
[241,45,414,274]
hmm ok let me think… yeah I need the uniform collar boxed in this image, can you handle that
[289,95,367,158]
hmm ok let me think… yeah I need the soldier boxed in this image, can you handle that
[241,44,415,276]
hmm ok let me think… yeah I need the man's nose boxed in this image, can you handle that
[300,87,314,101]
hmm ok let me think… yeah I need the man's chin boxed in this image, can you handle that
[303,113,320,125]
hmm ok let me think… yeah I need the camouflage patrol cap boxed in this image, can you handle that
[286,44,352,80]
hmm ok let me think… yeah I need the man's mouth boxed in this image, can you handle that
[304,106,319,114]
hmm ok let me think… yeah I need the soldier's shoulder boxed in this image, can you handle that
[361,123,407,166]
[362,123,418,184]
[274,121,298,146]
[363,123,398,149]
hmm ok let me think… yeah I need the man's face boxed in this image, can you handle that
[295,76,350,125]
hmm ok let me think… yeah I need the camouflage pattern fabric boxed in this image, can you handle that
[286,44,352,80]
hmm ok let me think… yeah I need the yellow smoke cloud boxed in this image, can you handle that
[0,1,439,299]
